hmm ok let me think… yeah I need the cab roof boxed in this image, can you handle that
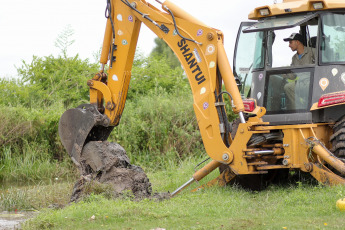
[249,0,345,20]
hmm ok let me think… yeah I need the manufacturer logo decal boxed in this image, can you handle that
[177,38,206,85]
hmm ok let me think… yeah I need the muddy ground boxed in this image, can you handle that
[70,141,169,202]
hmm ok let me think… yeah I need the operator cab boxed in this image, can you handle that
[234,11,345,125]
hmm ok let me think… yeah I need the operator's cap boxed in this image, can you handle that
[283,33,303,43]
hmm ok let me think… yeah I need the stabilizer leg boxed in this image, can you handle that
[309,163,345,185]
[307,138,345,185]
[171,160,235,196]
[191,166,236,192]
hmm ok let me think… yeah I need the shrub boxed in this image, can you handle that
[110,89,204,169]
[5,54,99,109]
[128,54,187,100]
[0,105,72,181]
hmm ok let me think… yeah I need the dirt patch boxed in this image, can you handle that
[70,141,169,202]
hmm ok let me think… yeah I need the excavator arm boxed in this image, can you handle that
[59,0,249,165]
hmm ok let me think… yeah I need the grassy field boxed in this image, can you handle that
[22,186,345,230]
[2,39,344,229]
[1,157,341,230]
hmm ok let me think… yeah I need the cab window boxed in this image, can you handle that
[269,21,318,68]
[234,24,264,98]
[321,13,345,63]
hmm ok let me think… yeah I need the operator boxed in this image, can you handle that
[283,33,315,110]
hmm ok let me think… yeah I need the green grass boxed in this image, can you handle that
[22,185,345,230]
[18,157,345,230]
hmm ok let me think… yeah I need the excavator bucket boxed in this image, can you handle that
[58,104,113,164]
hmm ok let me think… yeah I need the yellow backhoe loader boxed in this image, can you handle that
[59,0,345,196]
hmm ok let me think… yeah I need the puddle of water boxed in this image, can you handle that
[0,219,21,230]
[0,212,38,230]
[0,179,73,229]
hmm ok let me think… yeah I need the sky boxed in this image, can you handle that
[0,0,276,78]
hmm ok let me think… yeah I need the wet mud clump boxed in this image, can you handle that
[70,141,168,202]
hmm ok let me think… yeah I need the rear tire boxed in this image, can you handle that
[330,116,345,158]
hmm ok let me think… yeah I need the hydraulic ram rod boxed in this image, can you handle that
[171,160,221,196]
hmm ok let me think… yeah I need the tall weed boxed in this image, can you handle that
[0,105,73,181]
[0,142,72,182]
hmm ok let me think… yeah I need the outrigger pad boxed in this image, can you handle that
[58,104,113,164]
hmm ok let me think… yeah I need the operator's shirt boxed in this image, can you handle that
[285,46,315,110]
[291,46,315,66]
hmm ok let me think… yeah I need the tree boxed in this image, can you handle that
[150,38,181,69]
